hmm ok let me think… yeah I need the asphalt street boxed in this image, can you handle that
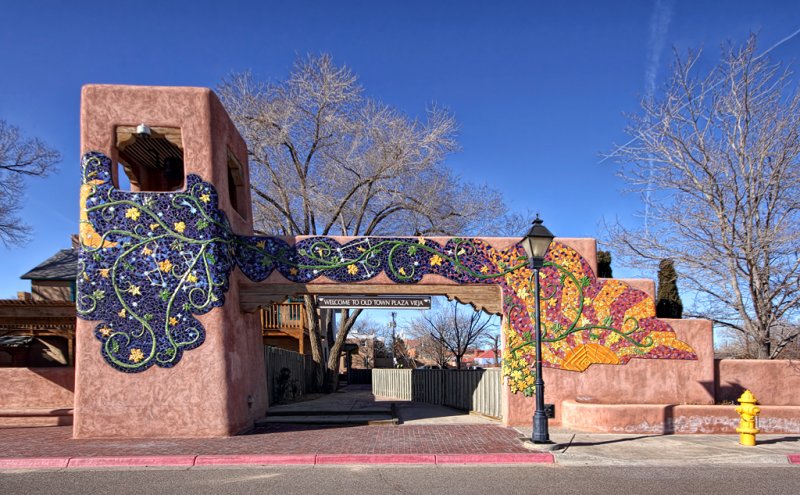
[1,465,799,495]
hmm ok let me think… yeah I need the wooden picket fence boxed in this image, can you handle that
[264,346,322,405]
[372,368,503,419]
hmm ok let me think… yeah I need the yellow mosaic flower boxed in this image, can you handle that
[398,267,407,276]
[347,264,359,275]
[129,348,144,363]
[417,237,426,245]
[125,207,141,221]
[289,267,299,276]
[169,316,179,326]
[186,273,198,283]
[126,285,141,296]
[357,246,366,252]
[118,308,126,318]
[480,265,489,274]
[150,223,160,231]
[141,246,153,256]
[256,240,266,249]
[429,255,443,267]
[174,221,186,234]
[159,259,173,273]
[199,193,211,203]
[98,268,110,278]
[99,327,112,337]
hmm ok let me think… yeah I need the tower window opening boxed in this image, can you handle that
[227,151,247,219]
[114,126,184,192]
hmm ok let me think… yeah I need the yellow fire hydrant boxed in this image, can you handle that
[735,390,760,446]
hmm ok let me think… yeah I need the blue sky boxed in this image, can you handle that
[2,0,800,300]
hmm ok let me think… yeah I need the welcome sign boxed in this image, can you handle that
[316,295,432,309]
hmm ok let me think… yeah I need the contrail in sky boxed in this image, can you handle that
[601,21,800,166]
[643,0,674,233]
[645,0,674,100]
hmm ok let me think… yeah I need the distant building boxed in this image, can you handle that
[19,248,78,302]
[473,349,500,367]
[0,246,77,367]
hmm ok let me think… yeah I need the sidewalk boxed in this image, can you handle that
[0,385,797,469]
[515,427,800,466]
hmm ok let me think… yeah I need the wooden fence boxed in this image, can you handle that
[372,368,503,419]
[264,346,322,405]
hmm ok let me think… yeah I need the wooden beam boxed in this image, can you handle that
[239,283,502,315]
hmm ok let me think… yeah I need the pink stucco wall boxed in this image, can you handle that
[0,367,74,427]
[560,401,800,434]
[0,367,74,408]
[507,332,800,433]
[504,319,715,426]
[75,85,267,438]
[715,359,800,406]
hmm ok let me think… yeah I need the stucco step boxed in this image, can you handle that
[0,408,73,427]
[256,414,397,426]
[265,407,391,417]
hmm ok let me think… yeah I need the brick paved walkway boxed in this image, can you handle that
[0,424,530,458]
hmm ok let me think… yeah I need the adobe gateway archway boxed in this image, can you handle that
[74,85,696,439]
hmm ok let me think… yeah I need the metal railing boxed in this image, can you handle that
[372,368,502,419]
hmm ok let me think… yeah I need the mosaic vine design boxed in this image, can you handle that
[498,243,698,396]
[78,151,696,376]
[77,152,235,372]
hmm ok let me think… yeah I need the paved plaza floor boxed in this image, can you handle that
[0,385,797,468]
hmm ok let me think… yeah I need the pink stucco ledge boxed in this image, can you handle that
[560,400,800,434]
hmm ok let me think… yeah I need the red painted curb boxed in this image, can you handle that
[435,453,553,464]
[315,454,437,465]
[195,454,316,466]
[67,455,197,468]
[788,454,800,464]
[0,457,70,469]
[1,453,555,469]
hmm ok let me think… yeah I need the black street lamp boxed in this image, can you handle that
[521,215,555,444]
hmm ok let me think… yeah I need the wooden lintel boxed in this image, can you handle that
[239,283,502,315]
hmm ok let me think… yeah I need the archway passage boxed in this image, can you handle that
[73,85,704,439]
[78,151,696,387]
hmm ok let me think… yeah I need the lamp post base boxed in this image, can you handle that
[532,411,551,444]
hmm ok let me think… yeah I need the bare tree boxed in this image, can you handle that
[405,318,449,368]
[606,35,800,359]
[410,298,497,369]
[218,54,510,389]
[487,331,501,367]
[0,120,61,246]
